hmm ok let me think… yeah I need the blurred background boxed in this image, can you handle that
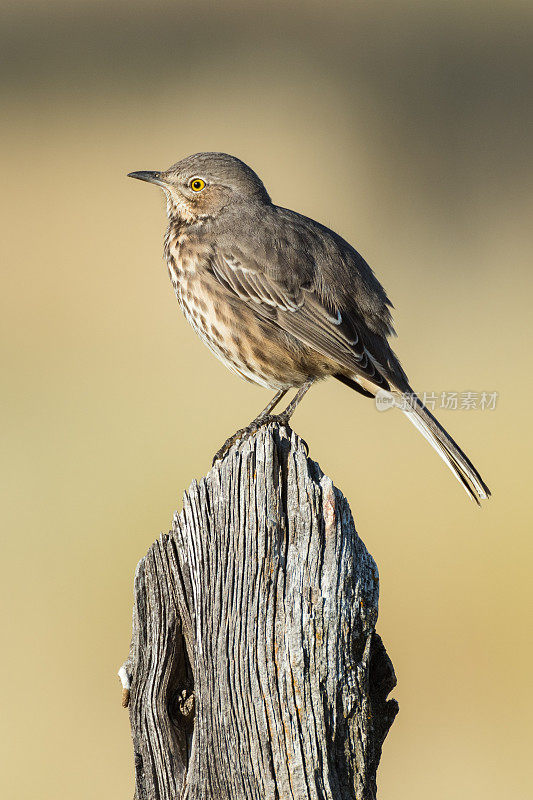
[1,0,532,797]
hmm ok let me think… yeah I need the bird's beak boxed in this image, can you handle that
[127,170,166,186]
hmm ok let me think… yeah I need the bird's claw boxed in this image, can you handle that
[212,414,293,465]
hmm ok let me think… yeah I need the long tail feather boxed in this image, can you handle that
[397,394,491,504]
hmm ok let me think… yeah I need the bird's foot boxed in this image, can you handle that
[212,413,295,465]
[256,413,310,456]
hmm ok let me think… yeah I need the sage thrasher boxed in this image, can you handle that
[128,152,490,502]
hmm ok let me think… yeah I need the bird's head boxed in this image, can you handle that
[128,152,271,223]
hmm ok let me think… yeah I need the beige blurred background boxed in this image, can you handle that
[1,1,532,797]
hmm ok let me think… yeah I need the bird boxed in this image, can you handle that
[128,152,490,503]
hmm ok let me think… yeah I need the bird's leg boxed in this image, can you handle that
[274,379,315,424]
[212,381,315,464]
[255,388,288,419]
[212,389,287,464]
[256,379,314,455]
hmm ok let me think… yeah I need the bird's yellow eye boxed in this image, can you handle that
[189,177,206,192]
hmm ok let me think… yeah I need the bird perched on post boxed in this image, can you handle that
[128,152,490,503]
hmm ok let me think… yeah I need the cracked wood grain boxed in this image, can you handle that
[122,423,398,799]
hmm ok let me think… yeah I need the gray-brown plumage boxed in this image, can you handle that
[128,152,490,503]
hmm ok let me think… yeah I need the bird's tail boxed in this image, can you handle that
[394,391,491,504]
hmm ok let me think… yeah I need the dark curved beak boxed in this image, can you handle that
[127,170,165,186]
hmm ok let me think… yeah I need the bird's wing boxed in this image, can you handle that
[207,214,408,391]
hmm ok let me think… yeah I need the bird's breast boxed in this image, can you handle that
[164,248,317,391]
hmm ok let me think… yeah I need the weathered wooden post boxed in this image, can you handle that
[120,423,398,799]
